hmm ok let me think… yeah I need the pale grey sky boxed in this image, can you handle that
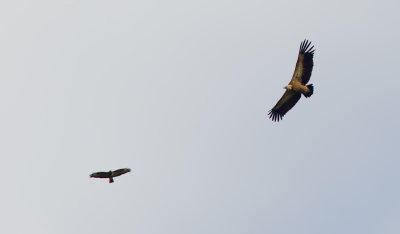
[1,0,399,233]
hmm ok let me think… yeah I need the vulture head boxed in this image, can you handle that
[284,85,293,90]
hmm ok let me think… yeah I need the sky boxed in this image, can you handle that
[1,0,400,233]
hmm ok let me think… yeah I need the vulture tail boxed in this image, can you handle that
[109,177,114,183]
[304,84,314,98]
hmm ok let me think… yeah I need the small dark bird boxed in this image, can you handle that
[268,39,315,122]
[90,168,131,183]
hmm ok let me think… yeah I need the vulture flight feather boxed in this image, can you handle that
[90,168,131,183]
[268,39,315,122]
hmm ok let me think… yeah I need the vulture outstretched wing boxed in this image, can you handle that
[112,168,131,177]
[90,171,111,178]
[268,91,301,122]
[291,40,315,84]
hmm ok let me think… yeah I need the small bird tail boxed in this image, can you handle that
[304,84,314,98]
[109,177,114,183]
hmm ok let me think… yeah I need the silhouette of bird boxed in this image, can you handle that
[90,168,131,183]
[268,39,315,122]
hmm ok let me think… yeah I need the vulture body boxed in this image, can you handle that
[90,168,131,183]
[268,39,315,122]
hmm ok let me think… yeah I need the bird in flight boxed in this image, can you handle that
[268,39,315,122]
[90,168,131,183]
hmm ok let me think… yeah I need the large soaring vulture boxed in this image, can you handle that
[268,39,315,122]
[90,168,131,183]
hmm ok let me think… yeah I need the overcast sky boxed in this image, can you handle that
[1,0,400,233]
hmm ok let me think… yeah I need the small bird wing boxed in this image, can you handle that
[112,168,131,177]
[90,171,111,178]
[290,39,315,85]
[268,90,301,122]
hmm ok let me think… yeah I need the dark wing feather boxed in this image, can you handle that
[90,171,111,178]
[112,168,131,177]
[268,91,301,122]
[291,39,314,85]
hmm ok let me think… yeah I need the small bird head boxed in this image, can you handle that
[284,85,293,90]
